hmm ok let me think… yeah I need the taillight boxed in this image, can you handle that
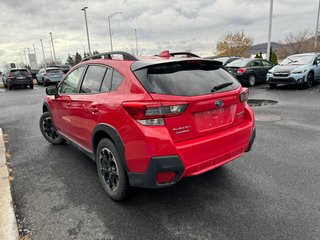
[240,88,249,103]
[237,68,247,74]
[27,73,32,78]
[8,74,13,79]
[123,102,188,126]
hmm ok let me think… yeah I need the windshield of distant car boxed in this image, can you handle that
[226,59,251,67]
[280,55,313,65]
[214,57,229,64]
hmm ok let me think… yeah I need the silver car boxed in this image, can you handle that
[36,67,64,86]
[267,53,320,88]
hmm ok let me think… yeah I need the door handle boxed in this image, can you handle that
[89,106,99,113]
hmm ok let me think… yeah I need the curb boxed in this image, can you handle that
[0,128,19,240]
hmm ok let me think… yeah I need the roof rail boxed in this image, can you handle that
[81,51,138,62]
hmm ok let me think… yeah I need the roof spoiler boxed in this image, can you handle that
[155,50,200,59]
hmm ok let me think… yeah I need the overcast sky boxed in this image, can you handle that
[0,0,319,67]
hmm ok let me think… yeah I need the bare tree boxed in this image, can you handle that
[279,30,313,57]
[216,31,254,57]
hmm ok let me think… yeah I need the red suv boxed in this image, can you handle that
[40,51,255,201]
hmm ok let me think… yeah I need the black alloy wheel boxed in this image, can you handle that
[39,112,65,144]
[96,138,129,201]
[303,72,313,89]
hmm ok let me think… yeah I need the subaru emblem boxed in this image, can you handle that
[215,100,224,108]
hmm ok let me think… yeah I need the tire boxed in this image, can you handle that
[96,138,129,201]
[8,85,12,90]
[248,75,256,87]
[30,83,34,89]
[303,72,313,89]
[269,83,277,88]
[39,112,65,145]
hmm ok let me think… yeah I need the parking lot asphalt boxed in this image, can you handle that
[0,84,319,240]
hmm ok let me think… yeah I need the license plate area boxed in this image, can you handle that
[194,105,236,132]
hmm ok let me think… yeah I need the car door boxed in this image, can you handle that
[51,66,86,140]
[313,54,320,81]
[66,64,112,150]
[249,60,265,82]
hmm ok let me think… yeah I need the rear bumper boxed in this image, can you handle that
[128,156,184,188]
[128,115,255,188]
[9,79,32,86]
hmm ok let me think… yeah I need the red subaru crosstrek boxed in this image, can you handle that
[40,51,255,201]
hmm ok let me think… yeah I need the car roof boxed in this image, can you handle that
[79,51,221,72]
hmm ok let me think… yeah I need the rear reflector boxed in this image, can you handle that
[240,88,249,103]
[156,172,177,184]
[123,102,188,126]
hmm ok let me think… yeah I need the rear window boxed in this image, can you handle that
[134,60,240,96]
[47,69,60,74]
[226,59,251,67]
[11,69,28,76]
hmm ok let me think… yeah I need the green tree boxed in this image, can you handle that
[254,52,263,59]
[269,47,278,65]
[74,52,82,65]
[66,54,74,66]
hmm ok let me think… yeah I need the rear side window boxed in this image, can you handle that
[111,70,124,91]
[81,65,107,93]
[134,60,240,96]
[60,67,85,94]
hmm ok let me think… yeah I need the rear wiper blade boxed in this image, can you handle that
[211,82,233,93]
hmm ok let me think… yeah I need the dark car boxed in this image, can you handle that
[2,68,33,90]
[226,58,273,86]
[30,69,39,79]
[59,65,71,74]
[39,50,255,201]
[205,56,240,66]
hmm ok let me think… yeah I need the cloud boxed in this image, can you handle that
[0,0,319,64]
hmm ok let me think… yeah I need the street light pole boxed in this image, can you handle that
[40,39,46,66]
[266,0,273,61]
[134,29,139,56]
[81,7,92,55]
[49,32,57,63]
[314,0,320,51]
[108,12,122,52]
[49,40,53,63]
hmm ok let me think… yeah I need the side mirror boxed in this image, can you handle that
[46,85,58,98]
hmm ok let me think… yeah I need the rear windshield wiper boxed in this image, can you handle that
[211,82,233,93]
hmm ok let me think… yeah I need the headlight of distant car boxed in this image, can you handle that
[291,69,307,74]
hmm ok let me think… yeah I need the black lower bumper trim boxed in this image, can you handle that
[245,127,256,152]
[127,155,185,188]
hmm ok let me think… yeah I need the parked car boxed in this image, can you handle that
[30,69,39,79]
[225,58,273,86]
[2,68,33,90]
[39,51,256,201]
[205,56,240,66]
[59,65,71,74]
[36,67,64,86]
[266,53,320,88]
